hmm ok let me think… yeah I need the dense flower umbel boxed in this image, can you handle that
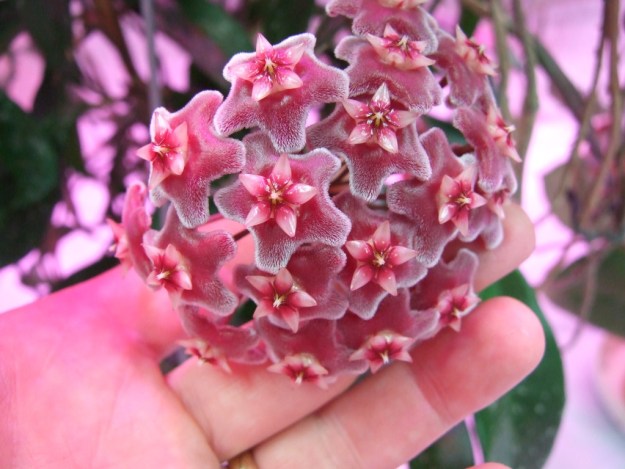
[116,1,520,386]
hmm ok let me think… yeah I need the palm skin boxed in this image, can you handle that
[0,204,543,469]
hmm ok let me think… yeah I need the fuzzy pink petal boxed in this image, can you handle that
[274,268,294,294]
[283,183,317,204]
[348,123,373,145]
[372,221,391,252]
[283,41,307,65]
[271,154,292,185]
[376,267,398,295]
[345,240,374,261]
[351,264,375,291]
[377,127,399,153]
[246,275,275,296]
[289,290,317,308]
[388,245,418,266]
[393,110,418,128]
[245,201,272,227]
[276,205,297,237]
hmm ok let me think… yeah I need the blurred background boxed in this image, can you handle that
[0,0,624,467]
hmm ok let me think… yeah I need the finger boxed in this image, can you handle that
[474,203,535,291]
[252,297,545,469]
[167,204,534,460]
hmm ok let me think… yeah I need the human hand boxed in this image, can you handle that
[0,204,543,469]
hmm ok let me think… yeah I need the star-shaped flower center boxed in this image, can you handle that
[343,83,418,153]
[437,166,487,236]
[366,24,435,70]
[229,33,306,101]
[136,111,189,189]
[247,267,317,333]
[268,353,330,388]
[437,285,480,331]
[455,26,497,76]
[349,329,414,373]
[345,221,418,295]
[486,107,521,162]
[144,243,192,297]
[239,154,317,237]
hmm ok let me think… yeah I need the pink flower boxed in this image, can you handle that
[228,33,305,101]
[454,26,497,77]
[216,33,349,153]
[239,153,317,237]
[215,132,351,273]
[436,284,480,332]
[486,107,522,163]
[118,182,152,279]
[349,330,414,373]
[137,110,188,189]
[139,91,246,228]
[236,244,348,332]
[246,268,317,333]
[437,165,487,237]
[366,24,435,70]
[106,218,130,269]
[143,207,238,315]
[267,353,330,388]
[180,337,233,373]
[307,89,430,201]
[346,220,417,295]
[343,83,419,154]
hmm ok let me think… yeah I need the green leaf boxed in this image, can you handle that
[249,0,317,43]
[459,6,480,36]
[476,271,565,469]
[545,248,625,337]
[410,422,474,468]
[179,0,253,57]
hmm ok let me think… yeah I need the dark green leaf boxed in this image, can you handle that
[545,248,625,337]
[423,116,466,145]
[249,0,317,43]
[459,6,480,36]
[179,0,253,57]
[410,422,474,468]
[476,271,565,469]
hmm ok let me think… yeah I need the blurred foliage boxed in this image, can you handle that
[478,270,565,469]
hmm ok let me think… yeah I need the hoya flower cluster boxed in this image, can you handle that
[111,0,519,387]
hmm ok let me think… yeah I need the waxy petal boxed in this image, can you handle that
[376,267,397,295]
[388,246,418,266]
[372,221,391,252]
[289,290,317,308]
[274,268,294,294]
[283,183,317,205]
[246,275,275,296]
[276,205,297,237]
[377,127,399,153]
[345,240,374,261]
[276,68,304,90]
[245,201,272,227]
[351,264,375,290]
[348,123,374,145]
[271,154,292,185]
[239,173,269,197]
[252,77,274,101]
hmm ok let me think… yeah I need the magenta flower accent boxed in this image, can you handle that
[137,111,188,190]
[139,91,246,228]
[216,33,349,153]
[454,26,497,77]
[343,83,418,154]
[247,268,317,333]
[486,107,522,163]
[267,353,330,387]
[119,182,152,279]
[349,330,414,373]
[215,132,350,273]
[436,284,480,332]
[366,24,435,70]
[437,165,487,237]
[346,220,417,295]
[144,243,193,300]
[239,153,317,237]
[106,218,130,269]
[180,337,233,373]
[229,33,305,101]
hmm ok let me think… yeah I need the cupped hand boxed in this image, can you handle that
[0,204,543,469]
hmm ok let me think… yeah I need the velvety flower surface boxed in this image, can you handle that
[215,33,349,153]
[139,91,246,229]
[119,182,152,279]
[143,206,238,315]
[215,132,351,273]
[307,91,430,201]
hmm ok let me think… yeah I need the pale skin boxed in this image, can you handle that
[0,204,543,469]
